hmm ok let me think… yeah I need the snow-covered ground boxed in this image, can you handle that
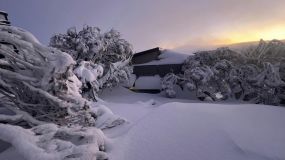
[1,87,285,160]
[100,87,285,160]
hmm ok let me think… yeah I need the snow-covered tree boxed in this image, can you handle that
[50,26,133,100]
[0,23,127,160]
[161,44,285,106]
[244,39,285,60]
[0,25,97,127]
[50,26,132,63]
[179,48,239,101]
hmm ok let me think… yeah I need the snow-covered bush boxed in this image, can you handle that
[161,42,285,106]
[243,39,285,60]
[231,63,285,105]
[243,39,285,81]
[0,25,96,127]
[161,73,181,98]
[178,48,239,101]
[0,123,107,160]
[50,26,133,100]
[0,23,128,160]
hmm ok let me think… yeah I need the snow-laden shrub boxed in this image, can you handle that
[178,48,238,101]
[0,123,107,160]
[243,39,285,81]
[0,24,128,160]
[161,73,180,98]
[236,62,284,105]
[50,26,133,100]
[161,42,285,106]
[244,39,285,60]
[0,25,96,127]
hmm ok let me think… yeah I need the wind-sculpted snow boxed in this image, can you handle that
[98,88,285,160]
[119,103,285,160]
[91,104,126,130]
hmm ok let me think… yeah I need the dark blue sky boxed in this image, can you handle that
[1,0,285,52]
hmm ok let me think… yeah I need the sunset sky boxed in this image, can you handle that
[1,0,285,52]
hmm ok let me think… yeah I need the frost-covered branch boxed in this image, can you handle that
[0,25,96,126]
[50,26,133,100]
[0,123,108,160]
[161,43,285,105]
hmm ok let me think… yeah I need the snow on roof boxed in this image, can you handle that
[134,49,189,66]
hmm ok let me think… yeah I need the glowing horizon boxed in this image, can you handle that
[215,24,285,45]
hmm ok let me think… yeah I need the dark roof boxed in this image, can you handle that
[133,47,160,58]
[132,47,161,65]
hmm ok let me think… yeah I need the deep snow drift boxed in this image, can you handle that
[100,87,285,160]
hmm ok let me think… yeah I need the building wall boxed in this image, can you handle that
[133,64,183,77]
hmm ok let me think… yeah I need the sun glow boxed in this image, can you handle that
[216,24,285,45]
[161,24,285,50]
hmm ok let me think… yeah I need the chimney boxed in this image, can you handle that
[0,10,11,25]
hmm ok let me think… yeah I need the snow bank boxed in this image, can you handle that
[0,123,107,160]
[105,99,285,160]
[91,103,126,130]
[0,25,40,44]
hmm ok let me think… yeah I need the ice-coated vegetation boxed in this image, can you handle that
[161,40,285,106]
[0,123,107,160]
[0,24,131,159]
[50,26,133,100]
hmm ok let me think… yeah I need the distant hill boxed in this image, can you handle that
[173,39,285,54]
[224,39,285,52]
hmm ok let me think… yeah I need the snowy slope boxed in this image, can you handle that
[100,87,285,160]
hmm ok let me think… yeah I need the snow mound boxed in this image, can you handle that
[107,102,285,160]
[74,61,104,84]
[92,103,127,130]
[0,25,40,44]
[0,123,107,160]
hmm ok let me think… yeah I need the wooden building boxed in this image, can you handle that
[131,47,188,93]
[132,47,184,77]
